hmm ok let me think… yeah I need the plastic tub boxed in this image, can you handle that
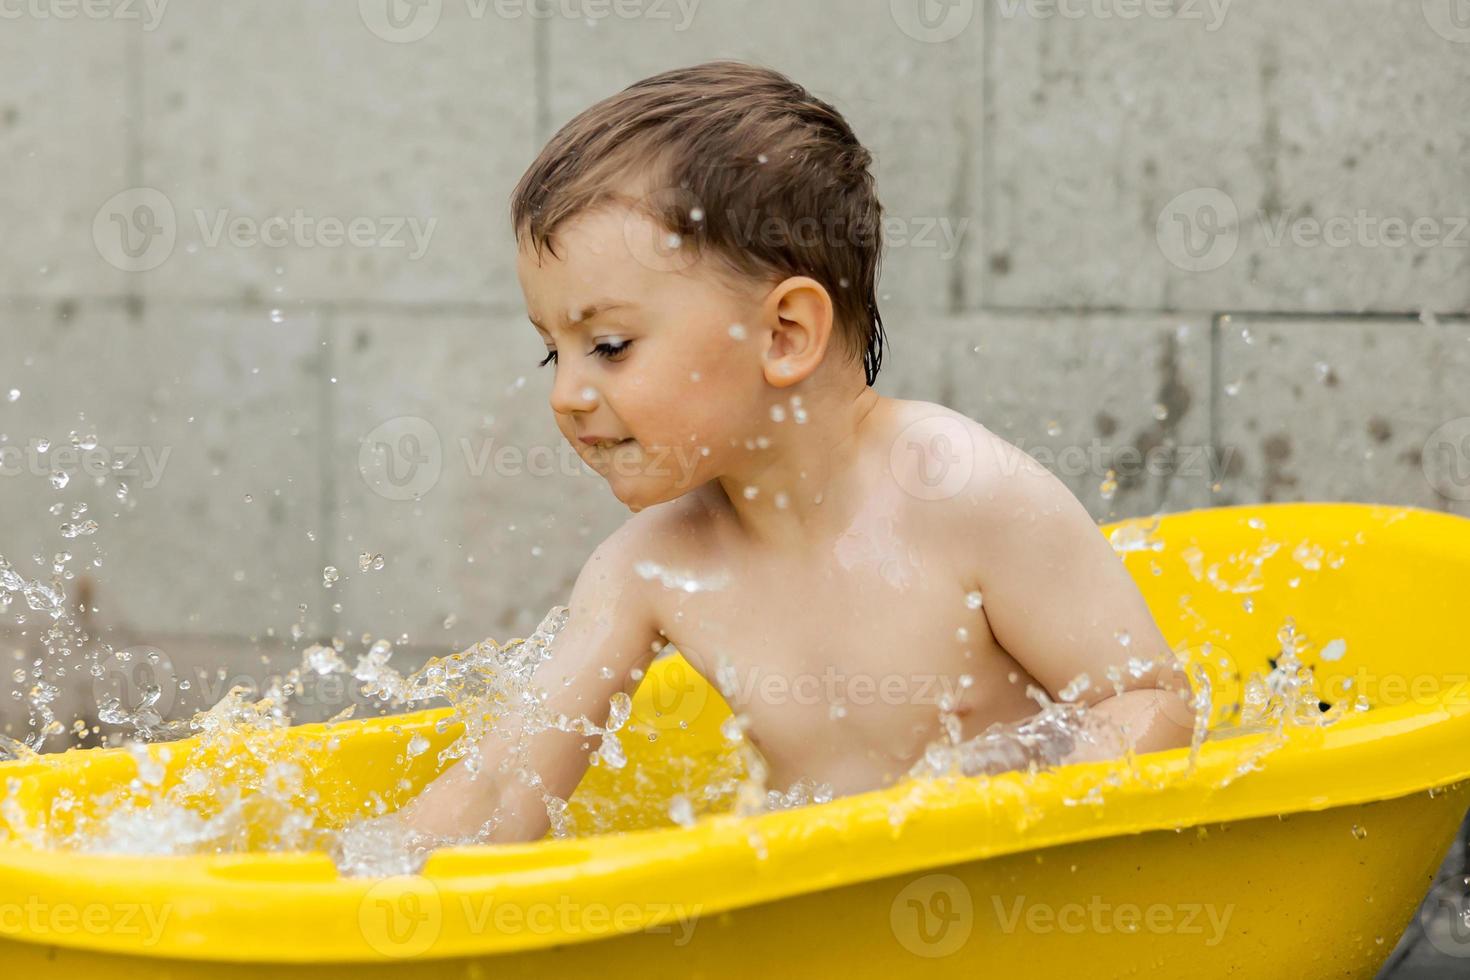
[2,502,1468,978]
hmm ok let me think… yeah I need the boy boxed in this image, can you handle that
[398,61,1193,844]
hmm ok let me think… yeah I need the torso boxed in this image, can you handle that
[635,398,1045,796]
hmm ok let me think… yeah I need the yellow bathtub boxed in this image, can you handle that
[2,502,1469,978]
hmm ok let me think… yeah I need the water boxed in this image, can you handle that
[0,435,1361,877]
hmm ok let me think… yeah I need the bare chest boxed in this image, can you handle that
[647,520,1041,793]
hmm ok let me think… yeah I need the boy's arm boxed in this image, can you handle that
[397,521,664,842]
[964,439,1197,762]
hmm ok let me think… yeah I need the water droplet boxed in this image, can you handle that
[6,389,18,403]
[743,485,758,500]
[1059,673,1092,701]
[580,386,598,402]
[955,627,969,643]
[668,795,695,827]
[769,404,786,422]
[243,493,253,503]
[1115,629,1131,648]
[269,309,284,324]
[49,471,70,490]
[322,565,340,587]
[406,734,430,758]
[1350,823,1367,840]
[689,207,704,222]
[1152,403,1169,421]
[728,323,747,341]
[965,590,984,610]
[1224,380,1241,397]
[59,520,98,538]
[1099,471,1118,500]
[358,552,384,572]
[1045,420,1062,436]
[774,491,789,510]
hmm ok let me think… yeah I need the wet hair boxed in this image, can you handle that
[510,60,887,386]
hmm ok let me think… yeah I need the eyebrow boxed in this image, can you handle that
[527,302,633,335]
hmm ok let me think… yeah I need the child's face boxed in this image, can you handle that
[516,203,773,511]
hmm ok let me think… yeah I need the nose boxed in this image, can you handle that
[548,357,601,418]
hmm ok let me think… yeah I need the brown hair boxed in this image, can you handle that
[510,60,887,386]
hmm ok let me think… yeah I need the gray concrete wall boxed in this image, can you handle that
[1,0,1467,717]
[2,2,1469,972]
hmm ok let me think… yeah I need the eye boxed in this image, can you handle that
[591,339,632,361]
[537,350,557,368]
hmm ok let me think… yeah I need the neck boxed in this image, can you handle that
[712,381,884,551]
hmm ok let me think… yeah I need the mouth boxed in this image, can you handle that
[589,438,635,451]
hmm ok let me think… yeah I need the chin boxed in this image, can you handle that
[608,477,695,513]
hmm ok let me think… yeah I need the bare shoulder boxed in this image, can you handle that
[589,490,716,609]
[875,397,1055,510]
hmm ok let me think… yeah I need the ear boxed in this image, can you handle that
[759,276,835,388]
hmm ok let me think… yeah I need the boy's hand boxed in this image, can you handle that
[398,518,664,843]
